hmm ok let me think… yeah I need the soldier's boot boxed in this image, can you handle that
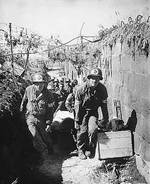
[88,142,96,158]
[85,150,91,157]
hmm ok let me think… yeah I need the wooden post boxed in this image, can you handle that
[9,23,19,89]
[114,100,122,120]
[9,23,14,74]
[80,22,84,51]
[20,45,31,77]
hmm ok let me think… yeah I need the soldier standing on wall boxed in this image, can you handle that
[74,68,109,159]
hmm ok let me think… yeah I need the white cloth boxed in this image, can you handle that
[53,110,74,123]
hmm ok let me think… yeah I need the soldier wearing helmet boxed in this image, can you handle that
[74,67,109,159]
[71,79,78,88]
[53,78,59,92]
[64,78,73,95]
[20,73,56,157]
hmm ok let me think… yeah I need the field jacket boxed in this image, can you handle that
[20,84,55,122]
[74,82,109,122]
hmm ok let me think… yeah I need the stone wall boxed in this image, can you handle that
[100,39,150,183]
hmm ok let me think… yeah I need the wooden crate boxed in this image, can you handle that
[95,130,133,160]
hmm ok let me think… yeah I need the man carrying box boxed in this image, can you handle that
[74,68,109,160]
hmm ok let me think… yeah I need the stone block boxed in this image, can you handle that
[134,131,150,161]
[136,155,150,184]
[112,55,120,72]
[126,73,136,92]
[140,98,150,118]
[135,115,147,138]
[112,41,122,56]
[140,75,150,98]
[128,92,142,113]
[134,132,142,155]
[134,56,148,75]
[134,74,144,96]
[121,104,131,123]
[120,55,132,72]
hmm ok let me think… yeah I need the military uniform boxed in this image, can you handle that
[65,86,78,113]
[20,74,55,154]
[74,68,109,159]
[64,83,73,95]
[55,84,68,112]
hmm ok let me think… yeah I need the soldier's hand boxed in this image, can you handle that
[20,106,23,112]
[98,119,108,131]
[68,108,73,113]
[74,121,80,130]
[45,125,52,133]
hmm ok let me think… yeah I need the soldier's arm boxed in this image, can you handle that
[20,89,28,112]
[74,87,82,122]
[99,84,109,122]
[101,98,109,121]
[65,93,74,112]
[45,91,55,123]
[97,84,109,128]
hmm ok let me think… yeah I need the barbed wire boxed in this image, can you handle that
[1,15,150,59]
[1,35,97,57]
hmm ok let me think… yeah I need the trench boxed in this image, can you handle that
[0,83,147,184]
[0,109,147,184]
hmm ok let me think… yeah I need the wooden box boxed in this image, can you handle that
[95,130,133,160]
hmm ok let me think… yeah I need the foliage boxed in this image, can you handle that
[0,70,29,115]
[97,15,150,58]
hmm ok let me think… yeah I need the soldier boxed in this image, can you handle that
[20,73,55,156]
[74,68,109,159]
[55,82,68,112]
[64,78,73,95]
[47,77,55,92]
[53,78,59,92]
[65,79,79,146]
[65,79,79,113]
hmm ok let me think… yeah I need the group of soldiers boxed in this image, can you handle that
[20,67,109,160]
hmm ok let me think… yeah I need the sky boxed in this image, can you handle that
[0,0,150,43]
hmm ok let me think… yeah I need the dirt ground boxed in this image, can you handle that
[35,151,147,184]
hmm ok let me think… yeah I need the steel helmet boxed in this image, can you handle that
[50,76,55,81]
[60,77,64,82]
[32,73,45,83]
[54,78,59,83]
[87,68,103,80]
[72,79,78,86]
[65,78,71,83]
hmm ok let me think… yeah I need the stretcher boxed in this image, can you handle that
[53,110,74,123]
[51,110,74,132]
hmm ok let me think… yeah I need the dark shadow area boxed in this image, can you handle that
[51,118,77,154]
[125,109,137,132]
[125,109,137,154]
[107,118,125,131]
[97,131,109,144]
[0,108,62,184]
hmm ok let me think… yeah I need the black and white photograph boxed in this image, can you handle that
[0,0,150,183]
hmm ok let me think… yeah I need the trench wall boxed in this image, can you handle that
[100,40,150,183]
